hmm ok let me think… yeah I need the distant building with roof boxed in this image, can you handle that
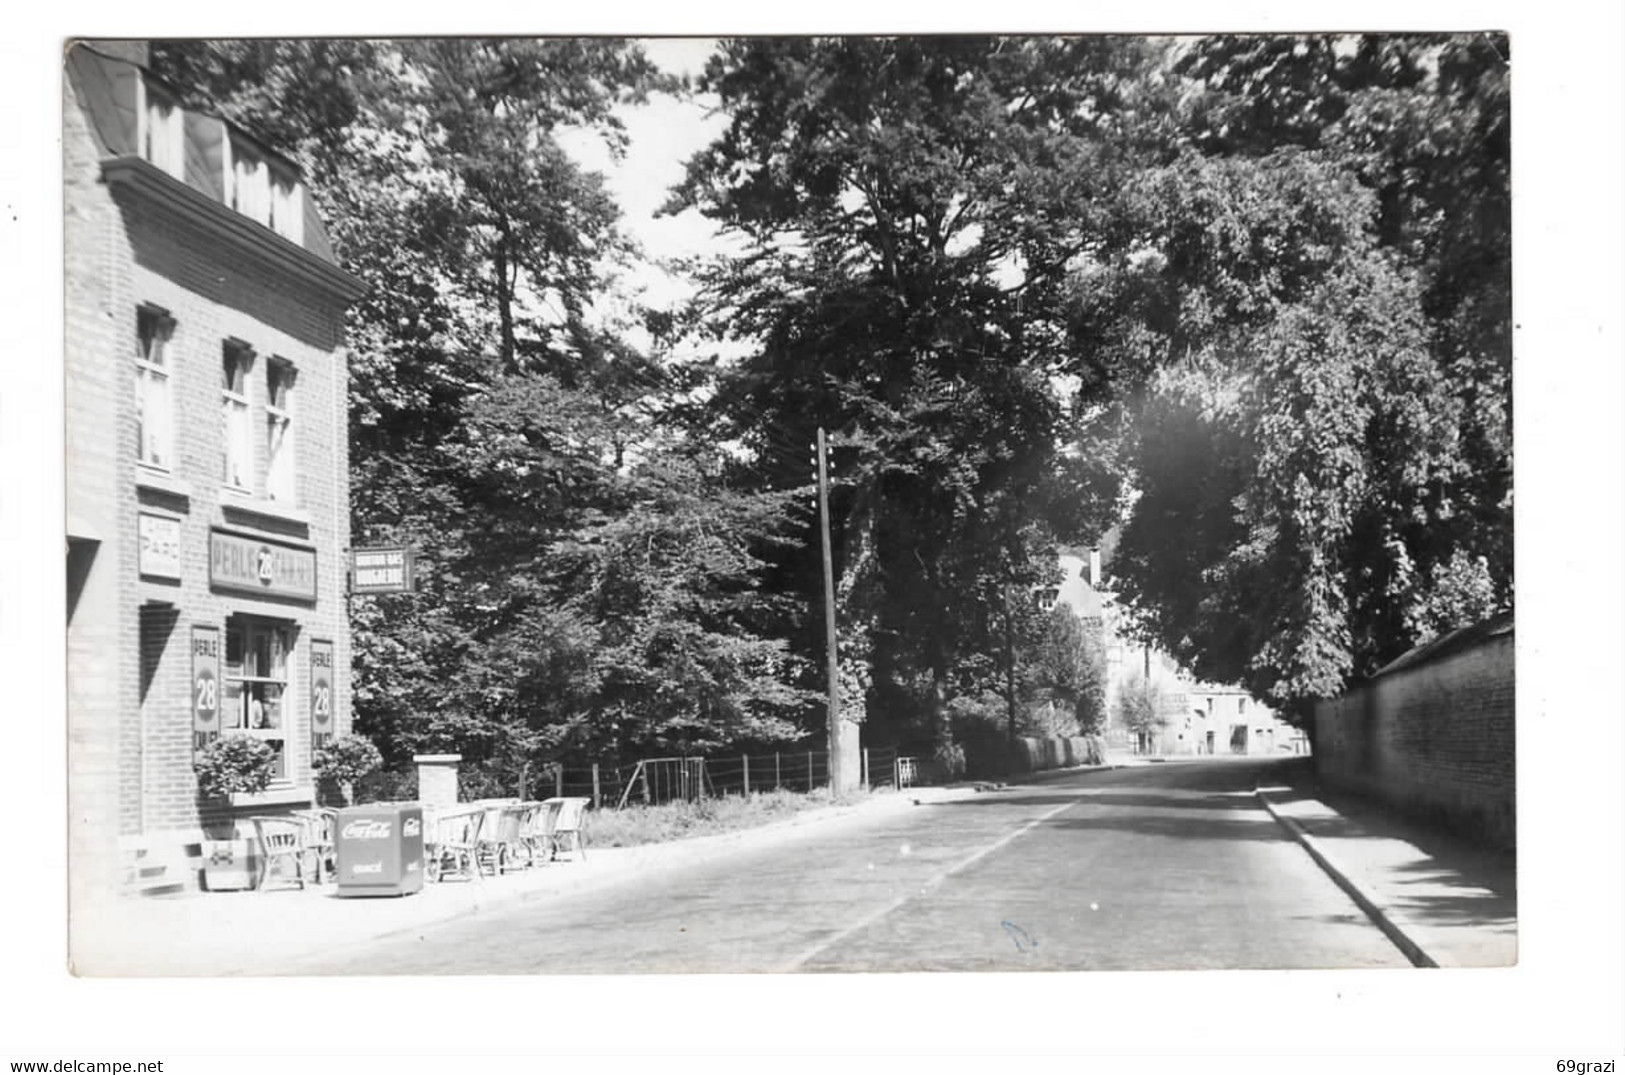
[65,40,365,897]
[1053,540,1306,757]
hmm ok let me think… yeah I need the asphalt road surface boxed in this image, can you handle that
[306,756,1411,974]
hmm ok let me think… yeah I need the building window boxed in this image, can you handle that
[221,341,254,492]
[229,139,270,227]
[140,83,185,179]
[265,359,296,502]
[135,305,174,470]
[224,617,294,783]
[268,171,304,245]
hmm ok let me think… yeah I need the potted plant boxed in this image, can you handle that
[312,735,384,807]
[194,735,278,891]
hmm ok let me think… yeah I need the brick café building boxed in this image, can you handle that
[64,41,366,894]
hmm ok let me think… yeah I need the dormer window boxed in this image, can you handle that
[140,82,185,180]
[268,171,304,245]
[229,139,271,228]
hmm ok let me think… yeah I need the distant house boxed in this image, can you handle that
[64,41,366,896]
[1053,545,1306,757]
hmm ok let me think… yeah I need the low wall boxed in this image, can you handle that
[1312,614,1514,848]
[1007,735,1108,774]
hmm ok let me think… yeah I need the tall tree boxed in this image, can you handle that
[670,36,1162,757]
[1073,34,1511,711]
[149,39,808,773]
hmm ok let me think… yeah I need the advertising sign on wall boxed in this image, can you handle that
[138,513,182,579]
[192,624,221,751]
[209,530,318,601]
[310,638,335,747]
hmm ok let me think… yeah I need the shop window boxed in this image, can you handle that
[224,617,294,782]
[221,341,254,492]
[135,305,174,471]
[265,358,296,502]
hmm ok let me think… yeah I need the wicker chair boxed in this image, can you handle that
[423,807,485,883]
[250,816,315,892]
[289,808,337,883]
[544,797,590,862]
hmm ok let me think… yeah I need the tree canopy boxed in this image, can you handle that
[145,33,1512,773]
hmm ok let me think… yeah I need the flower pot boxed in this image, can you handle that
[201,838,260,892]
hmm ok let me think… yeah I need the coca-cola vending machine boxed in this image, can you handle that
[334,803,424,897]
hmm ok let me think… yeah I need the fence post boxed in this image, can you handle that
[775,752,781,790]
[591,763,601,810]
[741,754,750,796]
[808,750,815,792]
[555,764,564,798]
[862,748,870,789]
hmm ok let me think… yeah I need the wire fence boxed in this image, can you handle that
[527,744,915,811]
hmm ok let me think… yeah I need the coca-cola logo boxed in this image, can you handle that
[342,819,392,840]
[350,861,383,874]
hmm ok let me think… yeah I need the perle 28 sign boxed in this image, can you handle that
[209,530,318,601]
[350,546,416,594]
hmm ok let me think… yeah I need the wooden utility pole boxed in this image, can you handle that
[817,428,860,795]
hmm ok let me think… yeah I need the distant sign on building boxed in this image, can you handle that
[350,546,416,594]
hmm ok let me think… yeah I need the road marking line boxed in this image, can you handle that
[780,792,1088,971]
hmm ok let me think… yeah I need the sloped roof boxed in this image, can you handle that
[66,42,342,270]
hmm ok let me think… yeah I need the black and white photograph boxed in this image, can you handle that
[9,6,1624,1072]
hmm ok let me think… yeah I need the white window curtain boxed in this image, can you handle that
[135,309,173,470]
[222,345,253,491]
[265,360,296,502]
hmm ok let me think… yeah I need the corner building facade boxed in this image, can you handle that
[65,41,364,895]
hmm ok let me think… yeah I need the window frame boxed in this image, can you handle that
[221,340,255,494]
[223,617,298,786]
[138,80,185,180]
[264,357,297,503]
[134,304,175,472]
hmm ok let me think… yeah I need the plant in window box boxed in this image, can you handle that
[312,735,383,807]
[194,734,278,891]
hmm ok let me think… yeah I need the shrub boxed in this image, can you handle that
[195,735,278,798]
[312,735,385,805]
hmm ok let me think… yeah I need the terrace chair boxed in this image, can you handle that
[423,807,485,883]
[250,816,315,892]
[290,808,337,883]
[544,797,590,862]
[520,801,557,868]
[476,802,530,875]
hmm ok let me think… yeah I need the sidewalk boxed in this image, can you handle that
[1256,765,1517,968]
[70,784,970,977]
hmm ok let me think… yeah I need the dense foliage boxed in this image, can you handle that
[149,33,1511,771]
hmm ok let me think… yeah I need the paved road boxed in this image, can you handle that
[306,756,1411,974]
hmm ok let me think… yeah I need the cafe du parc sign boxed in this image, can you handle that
[209,529,318,601]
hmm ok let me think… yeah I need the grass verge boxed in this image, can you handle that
[586,786,884,849]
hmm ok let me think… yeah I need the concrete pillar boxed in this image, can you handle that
[413,753,461,809]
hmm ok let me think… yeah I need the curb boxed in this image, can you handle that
[1255,788,1441,969]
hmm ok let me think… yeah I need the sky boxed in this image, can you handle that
[556,38,733,322]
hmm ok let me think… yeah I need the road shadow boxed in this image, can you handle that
[1045,807,1287,843]
[928,790,1266,812]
